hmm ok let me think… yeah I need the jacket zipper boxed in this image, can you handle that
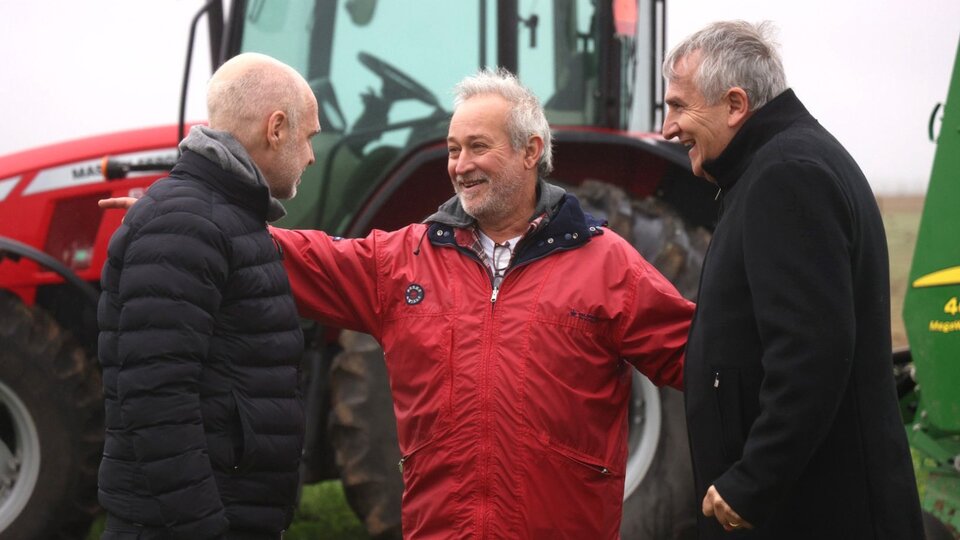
[488,246,577,305]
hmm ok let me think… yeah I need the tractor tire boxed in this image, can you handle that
[0,292,103,539]
[327,181,709,540]
[329,331,404,540]
[923,510,957,540]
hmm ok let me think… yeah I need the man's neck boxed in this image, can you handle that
[477,206,536,244]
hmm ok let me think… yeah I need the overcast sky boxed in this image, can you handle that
[1,1,957,194]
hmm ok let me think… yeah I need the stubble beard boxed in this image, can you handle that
[457,167,528,224]
[272,142,302,200]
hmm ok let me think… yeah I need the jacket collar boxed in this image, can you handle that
[425,180,605,264]
[703,89,810,190]
[424,178,567,229]
[176,125,287,222]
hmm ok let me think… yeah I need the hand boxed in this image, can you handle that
[702,484,753,532]
[98,197,138,210]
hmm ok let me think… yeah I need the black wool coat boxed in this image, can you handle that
[98,150,305,539]
[684,90,924,539]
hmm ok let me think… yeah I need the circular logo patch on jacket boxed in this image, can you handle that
[405,284,425,305]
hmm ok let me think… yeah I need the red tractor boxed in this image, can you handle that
[0,1,715,538]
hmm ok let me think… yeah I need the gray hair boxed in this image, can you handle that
[207,53,304,143]
[453,68,553,176]
[663,20,787,110]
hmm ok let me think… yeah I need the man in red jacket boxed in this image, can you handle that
[274,68,693,539]
[104,68,693,538]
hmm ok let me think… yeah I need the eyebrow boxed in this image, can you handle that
[447,134,491,143]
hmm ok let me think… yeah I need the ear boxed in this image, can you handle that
[725,87,751,128]
[266,110,288,150]
[522,136,544,171]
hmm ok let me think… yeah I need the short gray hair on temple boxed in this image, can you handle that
[453,68,553,176]
[663,20,788,110]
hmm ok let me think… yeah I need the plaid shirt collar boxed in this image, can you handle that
[454,213,549,276]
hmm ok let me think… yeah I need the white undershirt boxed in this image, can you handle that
[477,231,521,281]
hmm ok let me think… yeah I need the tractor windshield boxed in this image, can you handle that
[235,0,653,232]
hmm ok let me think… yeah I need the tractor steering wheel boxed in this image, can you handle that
[358,51,440,108]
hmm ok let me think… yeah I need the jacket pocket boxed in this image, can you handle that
[712,367,744,461]
[230,390,257,473]
[524,433,621,538]
[397,422,454,477]
[541,436,616,477]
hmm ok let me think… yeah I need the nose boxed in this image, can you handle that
[452,150,474,177]
[662,112,679,141]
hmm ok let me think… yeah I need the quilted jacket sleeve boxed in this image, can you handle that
[114,209,230,538]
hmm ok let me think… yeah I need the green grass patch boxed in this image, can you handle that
[85,481,368,540]
[288,481,369,539]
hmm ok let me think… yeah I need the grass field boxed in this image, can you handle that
[85,195,925,539]
[879,195,925,348]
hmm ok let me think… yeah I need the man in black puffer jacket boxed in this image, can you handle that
[97,53,321,539]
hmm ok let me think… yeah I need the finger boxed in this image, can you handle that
[98,198,122,208]
[718,512,744,532]
[98,197,137,210]
[701,491,715,517]
[729,510,745,522]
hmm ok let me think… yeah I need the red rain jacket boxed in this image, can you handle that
[272,189,693,539]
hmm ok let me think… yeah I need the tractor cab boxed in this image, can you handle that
[224,0,684,235]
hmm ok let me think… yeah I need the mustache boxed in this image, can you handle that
[456,173,487,184]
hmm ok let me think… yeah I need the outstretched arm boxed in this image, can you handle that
[270,226,384,339]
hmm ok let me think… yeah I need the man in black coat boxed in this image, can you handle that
[662,21,924,538]
[97,53,321,539]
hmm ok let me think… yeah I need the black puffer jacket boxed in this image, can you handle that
[98,137,304,539]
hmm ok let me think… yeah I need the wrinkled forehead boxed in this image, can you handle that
[448,95,511,138]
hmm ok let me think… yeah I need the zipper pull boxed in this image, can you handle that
[713,372,720,388]
[714,186,722,201]
[398,456,406,473]
[491,287,500,303]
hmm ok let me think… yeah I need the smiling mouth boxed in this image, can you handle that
[457,175,487,190]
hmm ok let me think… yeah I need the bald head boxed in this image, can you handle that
[206,53,321,200]
[207,53,313,146]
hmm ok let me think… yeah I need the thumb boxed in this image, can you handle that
[702,491,715,517]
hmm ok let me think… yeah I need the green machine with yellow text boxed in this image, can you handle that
[902,36,960,539]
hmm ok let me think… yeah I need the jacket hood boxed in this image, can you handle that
[424,178,566,228]
[179,125,287,222]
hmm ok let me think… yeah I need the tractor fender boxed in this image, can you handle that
[0,235,99,307]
